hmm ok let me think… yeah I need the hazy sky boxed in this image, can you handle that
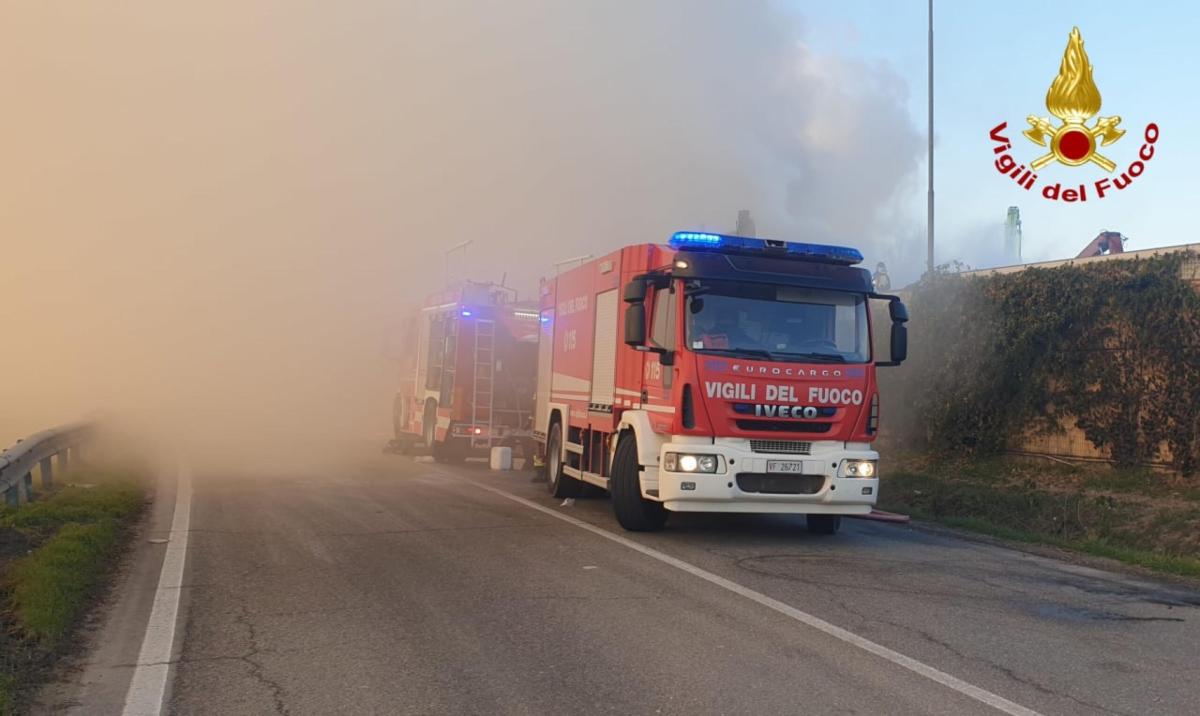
[0,1,1190,449]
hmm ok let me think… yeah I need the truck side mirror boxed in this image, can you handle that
[889,299,908,363]
[624,303,646,346]
[890,323,908,364]
[623,280,647,304]
[872,297,909,367]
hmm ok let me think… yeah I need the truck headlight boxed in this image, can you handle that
[664,453,721,473]
[840,459,877,478]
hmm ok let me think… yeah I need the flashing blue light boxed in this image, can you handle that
[670,232,723,247]
[668,230,864,265]
[460,309,473,317]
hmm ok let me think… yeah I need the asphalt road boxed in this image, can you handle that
[48,452,1200,715]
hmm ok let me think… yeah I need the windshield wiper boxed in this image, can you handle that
[694,347,776,361]
[772,351,846,363]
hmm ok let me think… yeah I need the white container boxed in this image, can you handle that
[489,446,513,471]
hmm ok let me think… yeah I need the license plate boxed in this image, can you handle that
[766,460,806,474]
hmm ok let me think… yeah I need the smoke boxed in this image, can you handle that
[938,220,1014,271]
[1,1,924,466]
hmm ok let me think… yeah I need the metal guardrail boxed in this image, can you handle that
[0,422,93,507]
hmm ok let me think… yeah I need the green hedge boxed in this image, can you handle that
[883,252,1200,474]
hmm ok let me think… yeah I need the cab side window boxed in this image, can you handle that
[425,315,445,390]
[650,287,675,350]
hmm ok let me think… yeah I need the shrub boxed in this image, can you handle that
[883,252,1200,474]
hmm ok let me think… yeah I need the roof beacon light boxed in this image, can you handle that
[669,231,864,266]
[670,232,723,247]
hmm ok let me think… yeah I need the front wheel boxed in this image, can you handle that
[610,435,666,532]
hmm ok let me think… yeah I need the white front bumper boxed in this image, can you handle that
[654,437,879,515]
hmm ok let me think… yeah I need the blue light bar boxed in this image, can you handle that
[460,309,473,317]
[671,232,723,247]
[668,231,863,265]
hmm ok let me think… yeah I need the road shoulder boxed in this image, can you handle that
[34,467,183,715]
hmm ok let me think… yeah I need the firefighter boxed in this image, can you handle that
[694,300,757,351]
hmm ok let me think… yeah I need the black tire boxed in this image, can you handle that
[422,402,437,449]
[546,422,581,498]
[610,435,667,532]
[394,393,414,443]
[422,402,462,463]
[806,514,841,535]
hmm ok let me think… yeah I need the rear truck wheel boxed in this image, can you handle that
[806,514,841,535]
[393,395,409,442]
[610,434,667,532]
[422,402,437,450]
[392,402,402,441]
[546,422,581,498]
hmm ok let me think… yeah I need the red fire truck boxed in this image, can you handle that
[534,231,908,533]
[394,282,540,462]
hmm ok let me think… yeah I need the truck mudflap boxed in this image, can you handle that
[655,438,879,515]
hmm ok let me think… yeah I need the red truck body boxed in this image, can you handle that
[534,232,907,532]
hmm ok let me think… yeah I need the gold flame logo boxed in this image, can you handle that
[1023,27,1124,171]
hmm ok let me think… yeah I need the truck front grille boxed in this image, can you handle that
[735,419,832,433]
[749,440,812,455]
[736,473,825,495]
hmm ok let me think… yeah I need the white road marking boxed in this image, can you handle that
[122,463,192,716]
[462,476,1043,716]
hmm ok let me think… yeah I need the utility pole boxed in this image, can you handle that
[444,240,472,287]
[927,0,935,274]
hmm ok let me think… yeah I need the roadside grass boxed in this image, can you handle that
[1082,468,1200,501]
[1,477,144,535]
[8,521,125,643]
[0,675,11,716]
[879,457,1200,580]
[0,469,145,714]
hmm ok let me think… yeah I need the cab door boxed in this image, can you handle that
[641,285,677,433]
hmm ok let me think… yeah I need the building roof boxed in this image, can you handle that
[957,242,1200,287]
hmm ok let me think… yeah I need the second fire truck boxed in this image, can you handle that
[394,282,540,462]
[534,231,909,533]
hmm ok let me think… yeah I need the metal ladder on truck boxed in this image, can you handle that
[470,319,495,450]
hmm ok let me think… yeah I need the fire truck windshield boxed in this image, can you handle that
[684,281,870,363]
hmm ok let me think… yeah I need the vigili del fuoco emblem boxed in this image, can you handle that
[988,27,1159,202]
[1023,27,1123,171]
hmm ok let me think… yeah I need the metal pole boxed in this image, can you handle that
[444,240,473,288]
[926,0,934,274]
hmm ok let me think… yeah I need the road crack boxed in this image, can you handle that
[233,604,291,715]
